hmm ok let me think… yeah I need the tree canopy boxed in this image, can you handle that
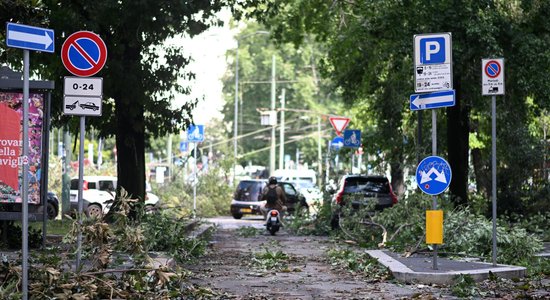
[239,0,550,213]
[1,0,228,216]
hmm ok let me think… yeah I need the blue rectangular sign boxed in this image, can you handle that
[343,129,361,148]
[6,23,55,53]
[410,90,455,111]
[187,125,205,142]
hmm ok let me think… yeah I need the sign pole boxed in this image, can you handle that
[22,49,30,300]
[431,109,438,270]
[491,95,497,266]
[76,116,85,271]
[193,142,197,219]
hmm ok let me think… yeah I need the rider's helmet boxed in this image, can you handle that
[268,176,277,185]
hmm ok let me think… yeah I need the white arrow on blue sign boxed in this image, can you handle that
[410,90,455,111]
[6,23,54,53]
[416,156,452,195]
[331,137,344,151]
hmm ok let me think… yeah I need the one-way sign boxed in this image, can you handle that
[6,23,54,53]
[410,90,455,111]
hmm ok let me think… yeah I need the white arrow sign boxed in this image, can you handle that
[410,90,455,111]
[9,30,53,48]
[419,167,447,184]
[6,23,55,53]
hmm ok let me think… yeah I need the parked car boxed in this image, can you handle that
[70,176,160,217]
[230,179,309,219]
[46,191,59,220]
[330,174,398,228]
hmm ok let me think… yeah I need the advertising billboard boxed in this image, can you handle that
[0,92,44,204]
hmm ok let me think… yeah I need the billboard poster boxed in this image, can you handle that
[0,92,44,204]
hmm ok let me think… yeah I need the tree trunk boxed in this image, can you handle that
[447,82,469,206]
[390,158,404,197]
[109,46,146,221]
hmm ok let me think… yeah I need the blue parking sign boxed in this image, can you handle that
[420,37,446,64]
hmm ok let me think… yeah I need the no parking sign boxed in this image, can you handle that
[61,31,107,77]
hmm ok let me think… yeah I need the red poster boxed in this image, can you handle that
[0,103,20,191]
[0,93,43,204]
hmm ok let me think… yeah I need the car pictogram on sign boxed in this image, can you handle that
[80,102,99,111]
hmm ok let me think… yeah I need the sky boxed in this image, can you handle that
[171,9,235,125]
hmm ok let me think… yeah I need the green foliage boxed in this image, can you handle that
[251,248,289,271]
[153,164,233,218]
[452,274,483,298]
[286,191,333,236]
[236,226,260,237]
[514,212,550,241]
[141,213,207,263]
[327,193,543,265]
[326,248,391,281]
[0,189,211,298]
[0,222,42,250]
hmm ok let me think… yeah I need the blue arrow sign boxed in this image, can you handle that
[331,137,344,151]
[343,129,361,148]
[416,156,452,195]
[410,90,455,111]
[6,23,54,53]
[187,125,205,142]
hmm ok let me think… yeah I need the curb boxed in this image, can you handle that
[366,250,526,285]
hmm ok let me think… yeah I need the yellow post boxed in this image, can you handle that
[426,210,443,244]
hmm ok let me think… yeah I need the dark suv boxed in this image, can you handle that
[230,179,308,219]
[331,175,398,227]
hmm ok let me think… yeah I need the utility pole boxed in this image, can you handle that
[279,88,285,170]
[317,116,322,181]
[270,54,276,175]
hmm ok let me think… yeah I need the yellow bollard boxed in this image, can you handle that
[426,210,443,244]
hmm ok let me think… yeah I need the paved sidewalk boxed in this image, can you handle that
[367,250,526,285]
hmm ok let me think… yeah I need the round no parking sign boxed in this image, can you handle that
[61,31,107,77]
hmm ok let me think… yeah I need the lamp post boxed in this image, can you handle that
[234,30,270,184]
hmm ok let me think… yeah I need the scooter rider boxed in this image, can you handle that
[261,176,287,220]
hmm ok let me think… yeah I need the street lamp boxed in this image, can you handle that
[234,30,270,184]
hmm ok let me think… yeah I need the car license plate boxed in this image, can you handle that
[240,208,252,213]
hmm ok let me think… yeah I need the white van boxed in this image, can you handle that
[273,169,316,186]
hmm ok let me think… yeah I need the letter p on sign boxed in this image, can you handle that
[420,37,445,64]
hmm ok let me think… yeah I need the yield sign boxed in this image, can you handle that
[329,116,350,136]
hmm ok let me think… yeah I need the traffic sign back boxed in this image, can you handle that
[61,31,107,77]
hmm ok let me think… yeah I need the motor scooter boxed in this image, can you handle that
[265,209,281,235]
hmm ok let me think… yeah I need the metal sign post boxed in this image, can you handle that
[193,142,197,218]
[76,116,85,271]
[431,110,438,270]
[60,30,107,272]
[22,49,30,300]
[6,22,55,300]
[482,58,505,266]
[187,125,205,218]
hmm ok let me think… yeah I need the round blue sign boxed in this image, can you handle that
[416,156,452,195]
